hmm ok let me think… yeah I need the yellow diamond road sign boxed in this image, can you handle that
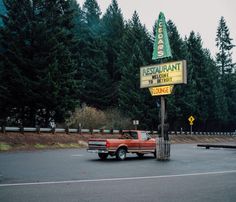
[188,116,195,123]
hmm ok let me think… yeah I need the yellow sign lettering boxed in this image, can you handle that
[149,85,174,96]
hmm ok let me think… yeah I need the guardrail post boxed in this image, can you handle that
[78,125,81,135]
[65,126,69,134]
[20,126,24,134]
[110,128,113,135]
[1,126,5,134]
[36,126,40,134]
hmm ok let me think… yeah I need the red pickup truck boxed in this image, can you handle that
[87,130,157,160]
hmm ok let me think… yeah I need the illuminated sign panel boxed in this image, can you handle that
[140,60,187,88]
[149,85,173,96]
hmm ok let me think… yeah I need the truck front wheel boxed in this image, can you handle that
[98,153,108,160]
[116,148,126,160]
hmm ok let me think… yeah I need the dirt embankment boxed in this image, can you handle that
[0,132,236,151]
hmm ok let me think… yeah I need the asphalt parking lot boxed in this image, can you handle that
[0,144,236,202]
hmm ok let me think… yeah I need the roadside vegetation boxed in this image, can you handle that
[0,141,87,152]
[66,106,132,129]
[0,0,235,132]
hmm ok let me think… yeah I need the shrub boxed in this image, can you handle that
[66,106,132,130]
[66,106,106,129]
[104,108,132,129]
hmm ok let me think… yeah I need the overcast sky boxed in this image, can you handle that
[77,0,236,62]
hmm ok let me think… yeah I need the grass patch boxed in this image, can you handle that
[34,144,47,149]
[0,142,12,151]
[53,143,85,149]
[0,141,87,152]
[33,142,87,150]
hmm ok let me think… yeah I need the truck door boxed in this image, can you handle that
[123,131,140,152]
[140,132,155,151]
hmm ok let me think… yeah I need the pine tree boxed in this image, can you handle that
[0,0,6,26]
[82,0,101,34]
[216,16,235,75]
[101,0,125,105]
[165,20,190,130]
[118,11,155,129]
[216,16,236,130]
[0,0,79,126]
[186,32,229,130]
[77,0,113,109]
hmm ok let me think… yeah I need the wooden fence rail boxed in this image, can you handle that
[0,126,236,136]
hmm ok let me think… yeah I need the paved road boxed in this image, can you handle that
[0,144,236,202]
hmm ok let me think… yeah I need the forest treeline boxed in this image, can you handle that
[0,0,235,131]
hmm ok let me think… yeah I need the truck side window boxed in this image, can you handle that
[141,132,147,140]
[130,132,138,139]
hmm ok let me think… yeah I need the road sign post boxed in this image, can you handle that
[188,116,195,135]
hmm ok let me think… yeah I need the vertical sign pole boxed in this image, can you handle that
[157,96,170,160]
[157,96,165,160]
[161,96,165,140]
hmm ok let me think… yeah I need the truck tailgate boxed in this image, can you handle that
[88,139,108,153]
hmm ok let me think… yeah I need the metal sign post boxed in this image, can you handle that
[188,116,195,135]
[157,96,170,160]
[133,120,139,130]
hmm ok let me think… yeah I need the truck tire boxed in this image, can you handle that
[116,148,126,160]
[98,153,108,160]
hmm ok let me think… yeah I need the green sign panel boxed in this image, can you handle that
[152,12,172,60]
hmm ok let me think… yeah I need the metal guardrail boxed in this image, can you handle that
[0,126,235,136]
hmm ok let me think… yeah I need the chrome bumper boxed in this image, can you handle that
[87,149,109,154]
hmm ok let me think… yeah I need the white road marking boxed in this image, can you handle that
[1,170,236,187]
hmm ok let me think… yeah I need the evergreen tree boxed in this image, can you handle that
[77,0,112,109]
[82,0,101,34]
[164,20,190,130]
[216,16,235,74]
[216,16,236,130]
[101,0,125,105]
[118,11,155,129]
[186,32,228,130]
[0,0,79,126]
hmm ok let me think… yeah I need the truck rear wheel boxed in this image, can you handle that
[98,153,108,160]
[116,148,126,160]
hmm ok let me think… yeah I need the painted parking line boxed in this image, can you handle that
[1,170,236,188]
